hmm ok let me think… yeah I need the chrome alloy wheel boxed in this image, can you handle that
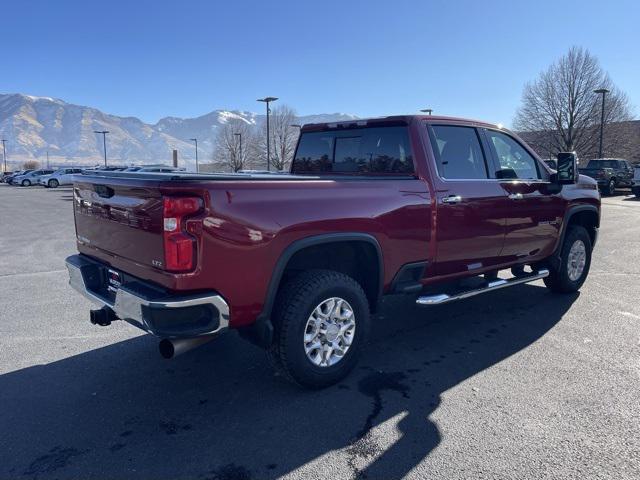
[303,297,356,367]
[567,239,587,281]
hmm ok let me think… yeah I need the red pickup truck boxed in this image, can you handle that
[66,115,600,388]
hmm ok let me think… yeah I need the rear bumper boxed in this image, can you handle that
[65,254,229,338]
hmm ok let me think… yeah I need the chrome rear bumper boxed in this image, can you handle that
[66,254,229,338]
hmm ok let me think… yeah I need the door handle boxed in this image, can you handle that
[508,193,524,200]
[441,195,462,204]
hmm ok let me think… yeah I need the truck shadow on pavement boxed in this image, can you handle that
[0,285,577,480]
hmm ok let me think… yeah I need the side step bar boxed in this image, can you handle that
[416,269,549,306]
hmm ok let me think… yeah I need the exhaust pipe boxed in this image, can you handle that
[159,335,216,359]
[90,306,118,326]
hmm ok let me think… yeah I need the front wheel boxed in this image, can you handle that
[22,179,31,187]
[544,226,592,293]
[632,186,640,199]
[48,179,59,188]
[268,270,370,388]
[602,179,616,196]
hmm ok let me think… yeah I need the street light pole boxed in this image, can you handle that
[1,139,6,173]
[93,130,109,166]
[257,97,278,171]
[234,133,242,165]
[189,138,199,172]
[420,108,433,115]
[594,89,610,158]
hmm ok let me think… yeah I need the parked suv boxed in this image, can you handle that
[39,168,85,188]
[66,115,600,388]
[579,158,634,195]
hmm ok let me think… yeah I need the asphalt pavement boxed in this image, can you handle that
[0,184,638,480]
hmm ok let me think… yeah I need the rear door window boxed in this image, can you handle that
[292,126,414,175]
[428,125,488,179]
[592,160,622,169]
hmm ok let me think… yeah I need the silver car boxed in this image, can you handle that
[12,169,55,186]
[38,168,85,188]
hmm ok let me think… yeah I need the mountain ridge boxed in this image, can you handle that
[0,93,358,170]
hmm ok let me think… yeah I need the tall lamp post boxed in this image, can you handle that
[257,96,278,171]
[1,139,6,173]
[93,130,109,166]
[189,138,199,173]
[594,88,610,159]
[233,133,242,165]
[420,108,433,115]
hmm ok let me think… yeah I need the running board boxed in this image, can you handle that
[416,269,549,306]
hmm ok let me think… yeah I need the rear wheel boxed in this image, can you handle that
[544,225,592,293]
[632,186,640,199]
[268,269,370,388]
[48,179,59,188]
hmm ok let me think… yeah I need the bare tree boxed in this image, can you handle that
[23,160,40,170]
[256,105,299,171]
[213,118,255,172]
[514,47,632,160]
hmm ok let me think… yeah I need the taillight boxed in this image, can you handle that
[163,196,202,272]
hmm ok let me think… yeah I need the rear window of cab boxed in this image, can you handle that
[291,126,415,175]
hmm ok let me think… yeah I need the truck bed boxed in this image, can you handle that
[72,171,431,327]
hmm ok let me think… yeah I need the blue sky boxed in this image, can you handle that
[4,0,639,126]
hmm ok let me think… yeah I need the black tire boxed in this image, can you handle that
[268,269,370,389]
[511,265,526,277]
[22,179,31,187]
[633,187,640,199]
[48,179,59,188]
[602,178,616,196]
[544,225,592,293]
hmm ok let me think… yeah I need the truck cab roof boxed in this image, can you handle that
[300,115,501,132]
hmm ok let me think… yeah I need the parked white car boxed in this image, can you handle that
[12,169,55,186]
[38,168,85,188]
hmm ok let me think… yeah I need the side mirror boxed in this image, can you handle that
[555,151,579,185]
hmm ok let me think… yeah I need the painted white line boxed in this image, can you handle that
[0,269,66,278]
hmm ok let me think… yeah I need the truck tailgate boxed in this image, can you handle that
[73,178,165,268]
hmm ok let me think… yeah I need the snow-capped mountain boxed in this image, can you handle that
[0,93,358,170]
